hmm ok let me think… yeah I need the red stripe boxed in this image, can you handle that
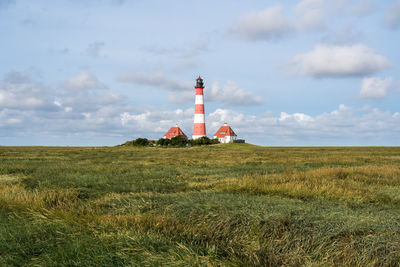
[195,88,204,95]
[194,104,204,114]
[193,123,206,135]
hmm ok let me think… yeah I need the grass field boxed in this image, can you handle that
[1,144,400,266]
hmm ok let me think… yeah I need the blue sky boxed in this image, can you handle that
[0,0,399,146]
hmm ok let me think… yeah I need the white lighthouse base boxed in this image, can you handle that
[192,135,206,140]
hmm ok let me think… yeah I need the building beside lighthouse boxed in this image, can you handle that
[213,122,237,143]
[192,76,206,140]
[163,124,187,140]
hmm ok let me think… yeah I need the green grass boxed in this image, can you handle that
[1,145,400,266]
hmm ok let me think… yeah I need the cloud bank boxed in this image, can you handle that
[120,104,400,145]
[290,44,391,78]
[228,6,293,41]
[62,71,106,91]
[229,0,378,42]
[0,71,128,140]
[1,71,399,145]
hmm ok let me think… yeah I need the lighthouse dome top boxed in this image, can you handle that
[195,76,204,88]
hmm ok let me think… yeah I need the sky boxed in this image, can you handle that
[0,0,400,146]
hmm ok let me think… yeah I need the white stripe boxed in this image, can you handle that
[194,114,205,123]
[192,135,206,139]
[194,117,205,123]
[195,95,204,104]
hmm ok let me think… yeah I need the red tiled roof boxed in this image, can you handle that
[163,126,187,139]
[213,125,237,138]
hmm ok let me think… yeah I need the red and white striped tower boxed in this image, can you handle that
[193,76,206,139]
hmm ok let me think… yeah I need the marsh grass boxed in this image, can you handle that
[225,165,400,204]
[1,145,400,266]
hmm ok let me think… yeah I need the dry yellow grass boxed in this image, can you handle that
[224,165,400,203]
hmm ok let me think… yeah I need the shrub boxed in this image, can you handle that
[211,138,219,144]
[122,138,150,147]
[189,137,219,146]
[157,138,170,146]
[157,136,188,147]
[126,136,218,147]
[133,138,150,146]
[169,135,188,147]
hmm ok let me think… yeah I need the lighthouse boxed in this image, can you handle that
[192,76,206,139]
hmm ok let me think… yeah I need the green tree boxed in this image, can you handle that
[169,135,188,147]
[190,136,218,146]
[133,138,150,146]
[157,138,170,146]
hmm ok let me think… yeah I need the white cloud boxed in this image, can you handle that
[117,71,191,91]
[228,1,376,42]
[0,71,130,137]
[228,6,293,41]
[360,77,393,99]
[290,44,391,77]
[207,81,263,105]
[167,91,193,105]
[168,81,263,106]
[120,108,194,134]
[61,90,122,112]
[384,0,400,29]
[118,72,263,106]
[0,72,56,110]
[59,72,123,113]
[279,112,314,126]
[62,71,106,91]
[295,0,326,31]
[210,104,400,144]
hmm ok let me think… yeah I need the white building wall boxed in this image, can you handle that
[225,136,236,143]
[215,135,237,143]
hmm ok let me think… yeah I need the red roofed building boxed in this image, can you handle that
[163,124,187,139]
[213,122,237,143]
